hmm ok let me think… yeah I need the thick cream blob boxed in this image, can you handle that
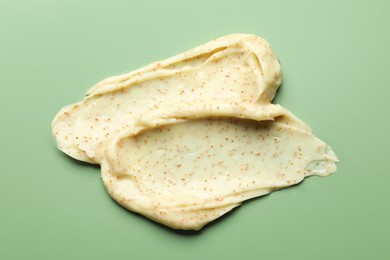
[52,34,338,230]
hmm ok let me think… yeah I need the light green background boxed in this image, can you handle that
[1,0,389,259]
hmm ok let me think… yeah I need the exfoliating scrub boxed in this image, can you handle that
[52,34,338,230]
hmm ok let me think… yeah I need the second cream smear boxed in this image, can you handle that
[52,34,338,230]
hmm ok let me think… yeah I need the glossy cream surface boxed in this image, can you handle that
[52,34,338,230]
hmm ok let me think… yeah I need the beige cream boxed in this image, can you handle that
[52,34,338,230]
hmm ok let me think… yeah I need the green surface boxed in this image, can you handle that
[1,0,389,259]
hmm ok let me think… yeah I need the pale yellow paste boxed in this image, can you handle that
[52,34,338,230]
